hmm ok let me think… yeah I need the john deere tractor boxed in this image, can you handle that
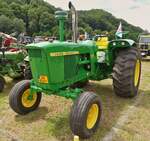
[0,46,28,92]
[0,33,29,92]
[9,2,141,139]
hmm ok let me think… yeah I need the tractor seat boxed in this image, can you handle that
[96,37,109,49]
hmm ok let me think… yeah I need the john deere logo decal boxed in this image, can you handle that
[50,51,79,57]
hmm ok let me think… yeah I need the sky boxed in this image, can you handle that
[45,0,150,32]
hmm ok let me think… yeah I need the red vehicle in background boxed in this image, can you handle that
[4,37,15,47]
[0,32,17,47]
[0,32,18,52]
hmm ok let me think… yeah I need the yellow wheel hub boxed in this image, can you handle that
[86,104,99,129]
[134,60,140,87]
[21,89,37,108]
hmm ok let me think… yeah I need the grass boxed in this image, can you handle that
[111,61,150,141]
[0,62,150,141]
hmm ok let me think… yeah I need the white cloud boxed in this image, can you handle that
[45,0,150,31]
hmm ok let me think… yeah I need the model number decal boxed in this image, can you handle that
[50,51,79,57]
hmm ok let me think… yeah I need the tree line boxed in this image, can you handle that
[0,0,144,41]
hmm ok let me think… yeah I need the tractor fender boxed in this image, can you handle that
[108,39,136,65]
[108,39,136,49]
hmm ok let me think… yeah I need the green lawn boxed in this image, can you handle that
[0,62,150,141]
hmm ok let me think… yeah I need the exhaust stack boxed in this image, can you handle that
[69,1,78,43]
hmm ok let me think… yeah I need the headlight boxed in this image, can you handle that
[113,42,116,46]
[121,42,125,46]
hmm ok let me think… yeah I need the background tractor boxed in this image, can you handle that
[9,2,141,139]
[138,34,150,58]
[0,46,28,92]
[0,33,30,92]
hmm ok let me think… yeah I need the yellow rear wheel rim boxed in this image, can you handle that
[21,89,37,108]
[86,104,99,129]
[134,59,140,87]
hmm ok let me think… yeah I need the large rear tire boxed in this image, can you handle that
[70,92,102,139]
[113,47,141,97]
[9,80,42,115]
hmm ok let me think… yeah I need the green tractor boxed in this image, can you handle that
[9,2,141,139]
[0,46,28,92]
[0,32,33,92]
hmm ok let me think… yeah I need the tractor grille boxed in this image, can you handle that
[64,55,78,79]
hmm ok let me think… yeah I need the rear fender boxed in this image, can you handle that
[108,39,136,65]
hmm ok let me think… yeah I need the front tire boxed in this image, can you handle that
[113,47,141,97]
[9,80,42,115]
[70,92,102,139]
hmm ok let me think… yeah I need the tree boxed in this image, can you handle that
[21,4,30,34]
[39,12,55,32]
[12,18,25,34]
[10,2,23,19]
[0,0,144,39]
[0,1,14,18]
[0,15,12,33]
[78,27,85,34]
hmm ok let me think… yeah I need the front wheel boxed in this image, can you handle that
[70,92,102,139]
[9,80,42,115]
[113,47,141,97]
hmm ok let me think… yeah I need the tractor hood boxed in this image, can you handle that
[25,40,97,91]
[25,40,96,50]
